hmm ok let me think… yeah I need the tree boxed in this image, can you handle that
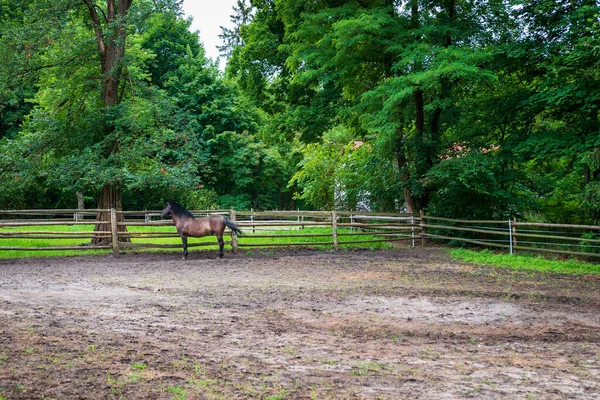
[218,0,253,60]
[271,0,505,212]
[0,1,211,239]
[515,0,600,223]
[83,0,135,240]
[1,0,286,219]
[3,0,598,225]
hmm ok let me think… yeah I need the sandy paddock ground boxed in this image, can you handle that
[0,247,599,399]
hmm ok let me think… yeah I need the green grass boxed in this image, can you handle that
[0,224,109,258]
[239,227,394,250]
[450,248,600,275]
[0,225,394,258]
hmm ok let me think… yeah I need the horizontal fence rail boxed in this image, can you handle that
[420,216,600,259]
[0,209,420,255]
[0,209,112,251]
[233,211,419,249]
[1,209,600,260]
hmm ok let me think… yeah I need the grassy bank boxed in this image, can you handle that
[450,248,600,275]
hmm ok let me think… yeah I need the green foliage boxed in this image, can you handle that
[425,149,527,220]
[0,0,61,140]
[1,1,182,206]
[209,130,292,210]
[291,126,400,211]
[290,141,337,210]
[495,0,600,223]
[139,11,205,88]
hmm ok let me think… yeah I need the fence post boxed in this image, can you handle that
[411,215,415,247]
[420,210,427,247]
[508,219,513,255]
[230,208,238,253]
[512,217,517,255]
[110,208,119,257]
[332,211,339,251]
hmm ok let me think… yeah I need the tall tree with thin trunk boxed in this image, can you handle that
[271,0,497,212]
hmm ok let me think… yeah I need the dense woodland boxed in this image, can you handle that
[0,0,599,224]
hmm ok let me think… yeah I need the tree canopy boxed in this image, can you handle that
[1,0,599,225]
[223,0,600,223]
[0,0,290,213]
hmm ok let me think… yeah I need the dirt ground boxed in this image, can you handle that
[0,247,599,399]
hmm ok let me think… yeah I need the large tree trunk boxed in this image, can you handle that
[396,135,419,213]
[92,185,130,244]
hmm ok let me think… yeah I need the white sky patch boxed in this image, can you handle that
[182,0,239,68]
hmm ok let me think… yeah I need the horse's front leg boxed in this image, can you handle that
[180,235,189,259]
[217,234,224,258]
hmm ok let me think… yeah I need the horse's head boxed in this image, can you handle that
[160,202,172,218]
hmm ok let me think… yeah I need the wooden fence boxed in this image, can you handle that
[1,209,599,259]
[421,215,600,259]
[0,209,112,251]
[0,209,419,256]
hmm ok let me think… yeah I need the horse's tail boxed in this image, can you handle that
[224,217,244,236]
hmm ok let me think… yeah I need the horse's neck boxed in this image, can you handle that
[171,214,183,227]
[172,213,192,227]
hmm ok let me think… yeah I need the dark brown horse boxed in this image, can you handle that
[160,201,243,259]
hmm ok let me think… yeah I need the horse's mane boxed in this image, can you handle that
[168,201,195,219]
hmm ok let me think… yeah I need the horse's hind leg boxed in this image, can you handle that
[217,234,224,258]
[180,235,189,259]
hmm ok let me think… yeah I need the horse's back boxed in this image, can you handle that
[208,215,226,233]
[178,215,225,237]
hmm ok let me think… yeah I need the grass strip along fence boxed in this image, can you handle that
[421,215,600,259]
[0,209,112,255]
[1,209,599,260]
